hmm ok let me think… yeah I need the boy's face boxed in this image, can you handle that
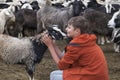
[65,24,81,38]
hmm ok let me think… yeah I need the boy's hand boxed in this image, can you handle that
[41,33,53,47]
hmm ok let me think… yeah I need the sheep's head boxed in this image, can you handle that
[4,4,15,21]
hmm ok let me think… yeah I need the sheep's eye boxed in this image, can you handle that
[115,18,119,23]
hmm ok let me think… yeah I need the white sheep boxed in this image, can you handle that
[0,26,66,80]
[0,4,15,34]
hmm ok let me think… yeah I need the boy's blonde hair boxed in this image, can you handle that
[68,16,91,34]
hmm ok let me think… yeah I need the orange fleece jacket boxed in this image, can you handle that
[58,34,109,80]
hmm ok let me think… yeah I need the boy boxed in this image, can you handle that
[41,16,109,80]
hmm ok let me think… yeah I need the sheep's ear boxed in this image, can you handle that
[5,11,11,16]
[8,4,15,12]
[8,5,13,9]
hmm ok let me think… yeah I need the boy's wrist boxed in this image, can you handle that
[48,44,54,48]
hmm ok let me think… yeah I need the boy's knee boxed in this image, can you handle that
[50,70,63,80]
[50,70,58,76]
[50,71,58,79]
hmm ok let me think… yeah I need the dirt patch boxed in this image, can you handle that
[0,41,120,80]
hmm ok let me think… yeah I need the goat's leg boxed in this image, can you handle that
[16,23,24,38]
[26,61,35,80]
[18,33,23,38]
[97,35,105,45]
[29,76,34,80]
[105,36,111,43]
[27,68,34,80]
[101,36,105,45]
[114,43,119,53]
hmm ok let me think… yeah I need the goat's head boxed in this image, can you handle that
[36,25,66,42]
[110,28,120,44]
[108,10,120,29]
[20,3,33,10]
[81,0,90,7]
[47,25,66,40]
[73,0,86,16]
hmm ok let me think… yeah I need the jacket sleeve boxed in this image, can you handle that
[58,43,82,70]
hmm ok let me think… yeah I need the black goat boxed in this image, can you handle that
[30,1,40,11]
[81,8,112,35]
[81,8,113,45]
[6,9,37,37]
[108,10,120,52]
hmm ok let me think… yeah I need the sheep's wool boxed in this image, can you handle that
[0,34,36,64]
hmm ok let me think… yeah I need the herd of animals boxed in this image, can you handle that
[0,0,120,80]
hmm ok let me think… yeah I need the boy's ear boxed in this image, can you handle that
[75,28,81,33]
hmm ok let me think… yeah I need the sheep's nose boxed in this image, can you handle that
[107,24,114,29]
[107,23,110,27]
